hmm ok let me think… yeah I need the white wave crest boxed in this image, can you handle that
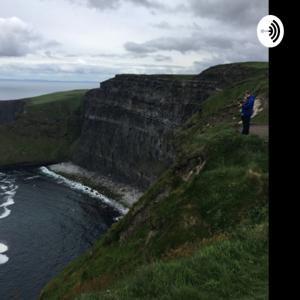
[0,254,9,264]
[39,167,128,215]
[0,243,9,265]
[0,243,8,253]
[0,176,18,220]
[24,175,41,181]
[0,207,11,219]
[0,175,18,265]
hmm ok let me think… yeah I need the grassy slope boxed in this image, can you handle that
[79,224,267,300]
[0,90,86,167]
[40,62,268,300]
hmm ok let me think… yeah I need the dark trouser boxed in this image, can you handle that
[241,115,251,135]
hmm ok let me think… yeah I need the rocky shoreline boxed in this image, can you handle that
[48,162,143,208]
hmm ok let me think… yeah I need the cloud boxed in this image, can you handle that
[124,0,164,9]
[154,54,172,62]
[65,0,165,10]
[151,21,173,29]
[1,0,268,81]
[68,0,267,26]
[0,17,59,57]
[0,58,186,82]
[191,44,268,74]
[151,21,203,33]
[0,60,118,81]
[124,28,267,73]
[125,33,234,54]
[0,17,38,56]
[188,0,268,27]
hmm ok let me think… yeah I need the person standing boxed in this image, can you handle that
[241,90,255,135]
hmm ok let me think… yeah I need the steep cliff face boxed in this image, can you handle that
[0,62,267,186]
[73,63,260,188]
[40,62,269,300]
[73,74,219,187]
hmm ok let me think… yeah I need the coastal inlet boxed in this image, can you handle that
[0,168,122,300]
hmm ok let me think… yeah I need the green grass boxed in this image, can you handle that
[39,62,268,300]
[78,223,268,300]
[27,90,87,106]
[241,61,269,69]
[0,90,86,167]
[202,75,268,117]
[40,129,268,300]
[26,90,86,119]
[200,66,268,123]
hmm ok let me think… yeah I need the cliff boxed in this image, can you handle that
[73,75,204,187]
[73,62,265,188]
[0,62,267,181]
[0,62,269,300]
[0,90,85,168]
[40,62,269,300]
[0,100,25,124]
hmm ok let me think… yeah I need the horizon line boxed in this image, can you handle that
[0,78,99,83]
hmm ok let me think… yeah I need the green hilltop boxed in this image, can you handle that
[38,62,269,300]
[0,90,86,167]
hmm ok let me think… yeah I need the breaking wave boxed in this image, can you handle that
[0,243,9,265]
[39,167,128,215]
[0,174,18,220]
[0,173,18,265]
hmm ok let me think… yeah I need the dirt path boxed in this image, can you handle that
[250,125,269,139]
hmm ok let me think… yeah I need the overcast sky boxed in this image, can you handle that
[0,0,268,82]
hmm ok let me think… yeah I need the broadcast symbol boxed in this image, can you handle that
[257,15,284,48]
[261,20,280,43]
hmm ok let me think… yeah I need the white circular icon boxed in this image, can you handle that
[257,15,284,48]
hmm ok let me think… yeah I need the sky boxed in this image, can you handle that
[0,0,268,82]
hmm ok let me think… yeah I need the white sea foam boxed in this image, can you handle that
[39,167,128,214]
[0,243,9,265]
[0,254,9,264]
[24,175,41,181]
[0,174,17,265]
[0,243,8,253]
[0,176,18,220]
[0,196,15,208]
[1,189,17,196]
[0,207,11,219]
[0,192,15,220]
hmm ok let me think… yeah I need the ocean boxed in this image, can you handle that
[0,79,99,101]
[0,79,117,299]
[0,168,122,300]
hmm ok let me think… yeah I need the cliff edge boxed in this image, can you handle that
[40,61,269,300]
[73,62,267,188]
[0,90,85,168]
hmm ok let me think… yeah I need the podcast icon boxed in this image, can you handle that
[257,15,284,48]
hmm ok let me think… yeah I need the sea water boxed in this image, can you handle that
[0,168,123,299]
[0,79,98,100]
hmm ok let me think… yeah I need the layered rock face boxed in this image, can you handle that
[74,74,221,188]
[73,64,261,188]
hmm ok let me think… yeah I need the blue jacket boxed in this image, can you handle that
[242,95,255,117]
